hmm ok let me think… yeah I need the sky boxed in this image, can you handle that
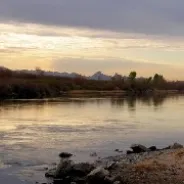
[0,0,184,79]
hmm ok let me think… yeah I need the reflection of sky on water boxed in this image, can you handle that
[0,95,184,182]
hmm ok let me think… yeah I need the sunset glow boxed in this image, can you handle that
[1,0,184,79]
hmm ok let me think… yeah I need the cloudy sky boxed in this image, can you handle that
[0,0,184,79]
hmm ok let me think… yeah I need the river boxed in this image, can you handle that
[0,95,184,183]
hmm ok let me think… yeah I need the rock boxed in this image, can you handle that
[114,149,123,153]
[113,181,121,184]
[90,152,97,157]
[59,152,73,158]
[72,178,86,184]
[162,143,183,150]
[162,146,171,150]
[87,167,110,184]
[104,176,115,184]
[170,143,183,149]
[72,162,94,177]
[149,146,157,151]
[46,161,94,184]
[106,161,117,170]
[55,160,74,178]
[45,168,56,178]
[130,144,149,153]
[53,179,63,184]
[127,150,134,155]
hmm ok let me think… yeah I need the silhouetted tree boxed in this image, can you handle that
[129,71,137,81]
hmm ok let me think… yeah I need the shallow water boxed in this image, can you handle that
[0,95,184,183]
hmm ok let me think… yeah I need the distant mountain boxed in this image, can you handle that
[8,68,126,81]
[44,71,83,78]
[15,70,84,79]
[89,71,112,81]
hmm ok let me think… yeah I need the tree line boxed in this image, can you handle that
[0,67,183,99]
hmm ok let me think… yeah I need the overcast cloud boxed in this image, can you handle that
[1,0,184,36]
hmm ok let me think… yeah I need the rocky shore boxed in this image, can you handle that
[42,143,184,184]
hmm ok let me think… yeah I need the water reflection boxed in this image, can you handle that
[110,95,168,109]
[0,95,169,110]
[0,95,184,183]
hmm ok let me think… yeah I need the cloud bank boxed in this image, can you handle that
[1,0,184,36]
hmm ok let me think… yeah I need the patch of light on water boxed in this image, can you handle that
[0,160,11,169]
[1,96,184,183]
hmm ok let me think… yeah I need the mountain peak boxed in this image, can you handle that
[89,71,111,81]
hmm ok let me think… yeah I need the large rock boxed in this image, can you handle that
[55,159,74,178]
[170,143,183,149]
[45,168,57,178]
[87,167,110,184]
[59,152,73,158]
[126,150,134,155]
[72,162,94,177]
[162,143,183,150]
[46,161,94,184]
[149,146,157,151]
[130,144,149,153]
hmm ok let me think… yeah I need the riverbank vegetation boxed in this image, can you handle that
[0,66,184,99]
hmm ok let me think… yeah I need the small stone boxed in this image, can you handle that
[90,152,97,157]
[114,149,123,153]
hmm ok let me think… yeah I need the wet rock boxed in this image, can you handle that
[87,167,110,184]
[130,144,149,153]
[59,152,73,158]
[149,146,157,151]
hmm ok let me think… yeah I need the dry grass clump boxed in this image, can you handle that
[174,149,184,160]
[134,159,167,172]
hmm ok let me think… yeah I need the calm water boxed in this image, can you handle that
[0,95,184,183]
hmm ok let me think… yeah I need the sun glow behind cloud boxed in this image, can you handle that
[0,22,184,79]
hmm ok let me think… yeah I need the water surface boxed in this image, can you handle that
[0,95,184,183]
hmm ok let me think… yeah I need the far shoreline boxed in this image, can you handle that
[1,89,183,102]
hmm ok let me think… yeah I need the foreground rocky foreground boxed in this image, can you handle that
[42,143,184,184]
